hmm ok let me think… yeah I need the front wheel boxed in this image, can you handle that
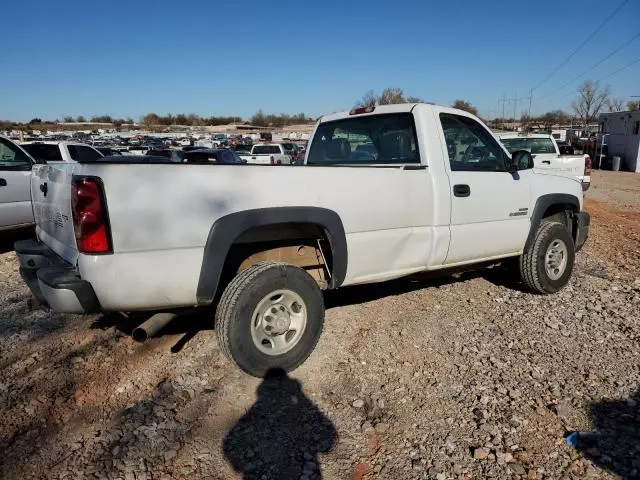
[519,221,575,294]
[215,262,325,377]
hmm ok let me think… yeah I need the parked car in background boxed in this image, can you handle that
[145,149,186,162]
[16,103,589,377]
[184,149,245,164]
[499,133,590,190]
[0,136,40,231]
[238,144,292,165]
[96,147,123,157]
[21,141,103,163]
[555,141,574,155]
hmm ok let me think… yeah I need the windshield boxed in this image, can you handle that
[307,113,419,165]
[253,145,281,154]
[501,137,556,154]
[22,144,63,162]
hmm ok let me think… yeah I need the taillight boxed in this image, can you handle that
[72,177,111,254]
[270,155,275,165]
[584,156,592,176]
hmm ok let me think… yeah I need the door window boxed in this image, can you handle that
[440,114,507,172]
[0,138,32,170]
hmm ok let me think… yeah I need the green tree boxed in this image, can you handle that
[76,115,86,123]
[627,100,640,111]
[378,87,405,105]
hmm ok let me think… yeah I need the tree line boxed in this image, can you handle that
[355,82,639,129]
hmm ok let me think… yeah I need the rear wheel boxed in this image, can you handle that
[519,221,575,294]
[215,262,324,377]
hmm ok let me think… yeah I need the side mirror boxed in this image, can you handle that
[510,150,534,171]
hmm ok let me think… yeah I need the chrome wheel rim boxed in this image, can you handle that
[250,289,307,356]
[545,239,568,280]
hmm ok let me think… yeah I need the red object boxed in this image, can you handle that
[349,106,376,115]
[584,156,592,177]
[72,178,111,253]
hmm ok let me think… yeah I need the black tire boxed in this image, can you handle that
[215,262,325,377]
[519,221,575,294]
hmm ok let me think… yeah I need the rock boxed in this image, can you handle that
[509,462,526,475]
[352,399,365,409]
[527,468,537,479]
[473,447,490,460]
[436,473,446,480]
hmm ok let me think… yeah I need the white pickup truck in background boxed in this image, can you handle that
[15,103,590,377]
[239,144,292,165]
[499,133,591,190]
[21,141,103,163]
[0,136,41,231]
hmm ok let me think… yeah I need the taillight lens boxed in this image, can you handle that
[584,156,592,176]
[72,178,111,254]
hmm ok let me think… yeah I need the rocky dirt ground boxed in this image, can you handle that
[1,170,639,480]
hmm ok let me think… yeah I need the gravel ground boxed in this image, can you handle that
[1,171,639,480]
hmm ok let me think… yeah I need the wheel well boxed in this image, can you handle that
[221,223,334,289]
[542,203,576,229]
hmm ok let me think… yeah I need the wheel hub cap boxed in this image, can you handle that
[251,289,307,356]
[545,239,568,281]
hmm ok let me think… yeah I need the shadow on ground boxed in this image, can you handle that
[0,227,35,254]
[90,308,216,353]
[325,261,524,309]
[577,390,640,478]
[223,368,336,480]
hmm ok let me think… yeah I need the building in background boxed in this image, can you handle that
[598,110,640,173]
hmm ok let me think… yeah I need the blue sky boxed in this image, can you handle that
[2,0,639,121]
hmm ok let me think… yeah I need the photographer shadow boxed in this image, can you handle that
[223,368,336,480]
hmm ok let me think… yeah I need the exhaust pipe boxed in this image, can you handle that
[132,313,177,343]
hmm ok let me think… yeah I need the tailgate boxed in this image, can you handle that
[31,163,79,264]
[533,154,584,178]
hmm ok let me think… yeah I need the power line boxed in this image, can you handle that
[531,0,629,91]
[536,31,640,101]
[542,57,640,104]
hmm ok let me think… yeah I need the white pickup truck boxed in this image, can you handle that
[0,136,41,231]
[21,141,103,164]
[239,144,292,165]
[498,133,591,190]
[15,103,590,377]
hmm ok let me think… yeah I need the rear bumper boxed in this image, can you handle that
[574,211,590,252]
[14,239,100,314]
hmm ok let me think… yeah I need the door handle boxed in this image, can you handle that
[453,184,470,197]
[40,182,48,196]
[542,160,551,164]
[0,178,6,187]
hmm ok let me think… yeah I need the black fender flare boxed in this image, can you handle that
[525,193,580,250]
[196,207,347,305]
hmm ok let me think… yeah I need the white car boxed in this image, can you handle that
[0,136,40,231]
[499,133,591,190]
[15,103,590,377]
[21,141,103,164]
[238,144,292,165]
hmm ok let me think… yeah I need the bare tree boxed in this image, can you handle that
[406,96,423,103]
[356,90,377,108]
[628,100,640,111]
[452,100,478,116]
[378,87,405,105]
[572,80,610,125]
[608,98,624,112]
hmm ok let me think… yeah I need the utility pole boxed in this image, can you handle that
[528,88,533,117]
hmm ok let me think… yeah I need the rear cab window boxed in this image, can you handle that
[501,137,557,154]
[22,144,63,162]
[68,145,103,162]
[307,113,420,165]
[252,145,282,155]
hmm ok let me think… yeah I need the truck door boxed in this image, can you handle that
[0,137,34,229]
[438,113,532,264]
